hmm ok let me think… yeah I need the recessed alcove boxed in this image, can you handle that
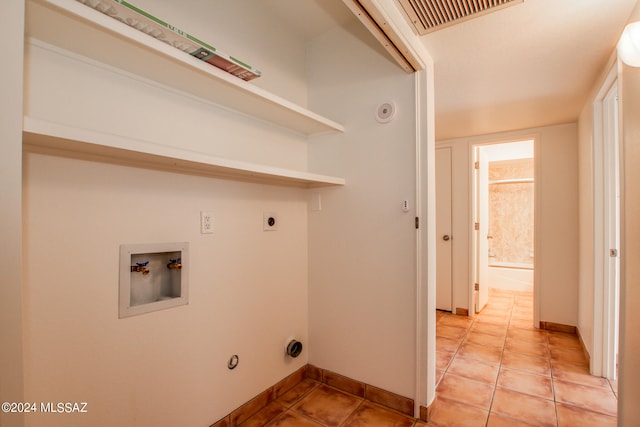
[119,242,189,318]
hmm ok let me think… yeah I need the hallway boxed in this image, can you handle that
[434,288,618,426]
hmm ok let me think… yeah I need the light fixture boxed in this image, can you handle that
[618,22,640,67]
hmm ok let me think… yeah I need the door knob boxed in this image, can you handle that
[443,235,451,241]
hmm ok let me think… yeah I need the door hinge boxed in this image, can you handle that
[474,222,479,231]
[610,248,618,257]
[415,217,419,229]
[474,283,479,291]
[474,161,479,170]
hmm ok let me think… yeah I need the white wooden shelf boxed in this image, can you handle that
[23,117,346,188]
[25,0,345,136]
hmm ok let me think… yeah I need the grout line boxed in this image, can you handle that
[484,292,515,426]
[337,399,366,427]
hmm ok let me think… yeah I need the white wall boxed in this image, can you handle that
[0,2,25,427]
[437,123,579,326]
[306,22,419,398]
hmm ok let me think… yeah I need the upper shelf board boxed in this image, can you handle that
[25,0,345,136]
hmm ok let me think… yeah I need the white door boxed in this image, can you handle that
[436,147,453,311]
[475,147,489,312]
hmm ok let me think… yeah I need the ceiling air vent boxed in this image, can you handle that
[397,0,523,35]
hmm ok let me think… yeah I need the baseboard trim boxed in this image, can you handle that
[211,365,308,427]
[210,364,419,426]
[539,321,577,334]
[576,326,592,366]
[455,307,469,316]
[419,395,437,422]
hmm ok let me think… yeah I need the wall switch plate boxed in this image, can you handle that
[311,193,322,211]
[263,212,278,231]
[201,211,213,234]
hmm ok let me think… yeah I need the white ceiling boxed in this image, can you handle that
[419,0,637,140]
[268,0,637,141]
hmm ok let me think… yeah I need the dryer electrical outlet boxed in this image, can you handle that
[263,212,278,231]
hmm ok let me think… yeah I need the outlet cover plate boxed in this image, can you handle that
[263,212,278,231]
[201,211,213,234]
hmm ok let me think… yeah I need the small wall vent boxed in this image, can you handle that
[397,0,524,35]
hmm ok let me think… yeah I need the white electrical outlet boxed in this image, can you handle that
[263,212,278,231]
[201,211,213,234]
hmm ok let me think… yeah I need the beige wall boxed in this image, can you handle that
[18,2,434,425]
[306,21,420,398]
[109,0,309,108]
[436,123,579,326]
[20,3,317,425]
[577,85,596,359]
[576,3,640,422]
[0,2,25,427]
[24,30,309,172]
[576,51,618,365]
[23,155,309,426]
[619,8,640,421]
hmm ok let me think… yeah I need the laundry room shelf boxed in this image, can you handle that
[25,0,345,136]
[23,117,346,188]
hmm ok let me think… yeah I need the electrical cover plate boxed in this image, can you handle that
[263,212,278,231]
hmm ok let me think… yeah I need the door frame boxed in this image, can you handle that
[592,65,620,379]
[469,137,539,327]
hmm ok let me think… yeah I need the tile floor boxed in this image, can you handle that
[236,380,420,426]
[433,288,618,427]
[238,288,618,426]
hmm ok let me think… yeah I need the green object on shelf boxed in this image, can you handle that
[77,0,262,81]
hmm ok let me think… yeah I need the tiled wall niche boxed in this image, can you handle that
[119,242,189,318]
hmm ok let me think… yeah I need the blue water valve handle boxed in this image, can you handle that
[167,258,182,270]
[131,261,150,274]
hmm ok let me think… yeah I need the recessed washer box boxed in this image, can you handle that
[119,242,189,318]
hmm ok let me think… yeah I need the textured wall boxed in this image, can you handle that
[488,159,534,267]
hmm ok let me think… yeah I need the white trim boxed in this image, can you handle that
[533,136,541,328]
[414,71,424,418]
[22,117,345,188]
[592,64,620,379]
[592,65,618,377]
[415,67,437,418]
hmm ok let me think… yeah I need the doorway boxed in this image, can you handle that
[472,140,535,314]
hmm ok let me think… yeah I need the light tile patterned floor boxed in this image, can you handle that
[239,288,617,426]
